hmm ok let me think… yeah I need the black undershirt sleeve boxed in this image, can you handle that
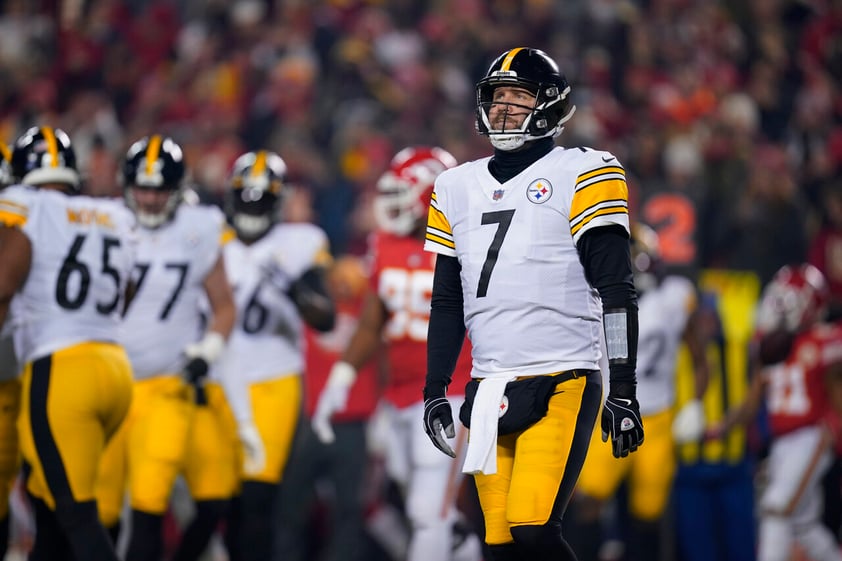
[425,254,466,396]
[577,225,639,394]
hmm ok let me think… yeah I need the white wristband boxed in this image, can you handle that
[326,361,357,388]
[185,331,226,363]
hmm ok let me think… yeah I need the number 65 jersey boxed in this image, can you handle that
[0,185,137,363]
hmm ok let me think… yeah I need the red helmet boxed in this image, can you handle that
[755,263,830,336]
[374,146,457,236]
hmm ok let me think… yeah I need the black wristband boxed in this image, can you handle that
[423,381,447,400]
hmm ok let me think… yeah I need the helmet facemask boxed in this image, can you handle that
[475,48,576,151]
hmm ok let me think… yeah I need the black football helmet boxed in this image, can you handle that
[122,135,186,228]
[11,126,80,190]
[476,47,575,151]
[226,150,287,242]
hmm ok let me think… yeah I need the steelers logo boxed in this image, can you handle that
[526,178,552,204]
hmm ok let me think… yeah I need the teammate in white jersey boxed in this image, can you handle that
[572,223,709,561]
[95,135,237,561]
[0,140,21,560]
[0,126,137,561]
[422,47,644,561]
[214,150,335,561]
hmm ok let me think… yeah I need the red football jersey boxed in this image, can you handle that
[764,321,842,436]
[369,232,472,408]
[304,298,381,421]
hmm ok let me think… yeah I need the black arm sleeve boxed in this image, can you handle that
[578,225,639,393]
[425,254,466,397]
[288,266,336,332]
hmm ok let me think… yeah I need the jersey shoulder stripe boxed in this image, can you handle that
[0,185,33,227]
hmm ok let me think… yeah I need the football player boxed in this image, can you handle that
[0,139,21,559]
[709,263,842,561]
[95,135,237,561]
[312,146,482,561]
[214,150,335,561]
[422,47,643,560]
[0,126,136,561]
[571,223,709,560]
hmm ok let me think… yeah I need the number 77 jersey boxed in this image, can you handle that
[0,185,137,363]
[424,146,630,378]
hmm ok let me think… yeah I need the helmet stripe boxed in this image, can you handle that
[0,141,10,163]
[40,127,59,168]
[251,150,267,176]
[145,135,162,175]
[499,47,525,71]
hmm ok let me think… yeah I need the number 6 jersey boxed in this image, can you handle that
[424,146,630,377]
[0,185,137,363]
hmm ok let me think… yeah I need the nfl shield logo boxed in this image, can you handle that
[493,189,504,201]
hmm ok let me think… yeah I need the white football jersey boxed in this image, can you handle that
[120,204,226,379]
[630,276,696,415]
[0,185,136,364]
[425,146,630,377]
[213,223,331,384]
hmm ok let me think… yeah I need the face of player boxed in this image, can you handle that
[488,86,536,132]
[130,186,173,216]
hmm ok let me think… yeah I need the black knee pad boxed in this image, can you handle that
[510,522,564,548]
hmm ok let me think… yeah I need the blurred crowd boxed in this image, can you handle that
[0,0,838,291]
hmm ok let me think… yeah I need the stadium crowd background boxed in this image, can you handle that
[1,0,842,559]
[0,0,839,293]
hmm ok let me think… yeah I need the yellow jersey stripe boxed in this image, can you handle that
[426,203,452,236]
[570,205,628,236]
[570,178,628,221]
[0,208,26,227]
[0,141,10,163]
[145,135,162,175]
[425,231,455,250]
[576,165,625,184]
[220,225,237,245]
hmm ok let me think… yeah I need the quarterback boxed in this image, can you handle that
[422,47,643,561]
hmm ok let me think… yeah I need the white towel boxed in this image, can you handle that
[462,375,516,475]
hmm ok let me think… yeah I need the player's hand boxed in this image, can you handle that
[238,422,266,476]
[423,385,456,458]
[182,357,209,405]
[601,393,644,458]
[312,362,356,444]
[672,399,705,444]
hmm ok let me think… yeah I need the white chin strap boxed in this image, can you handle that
[486,104,577,152]
[136,211,169,229]
[234,213,271,239]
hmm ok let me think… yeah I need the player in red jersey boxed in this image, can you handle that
[709,263,842,561]
[312,147,481,561]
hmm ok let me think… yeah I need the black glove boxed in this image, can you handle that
[423,384,456,458]
[183,357,209,406]
[601,391,644,458]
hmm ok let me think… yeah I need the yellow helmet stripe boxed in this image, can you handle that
[145,135,162,175]
[251,150,267,177]
[41,127,59,168]
[0,141,10,163]
[500,48,525,71]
